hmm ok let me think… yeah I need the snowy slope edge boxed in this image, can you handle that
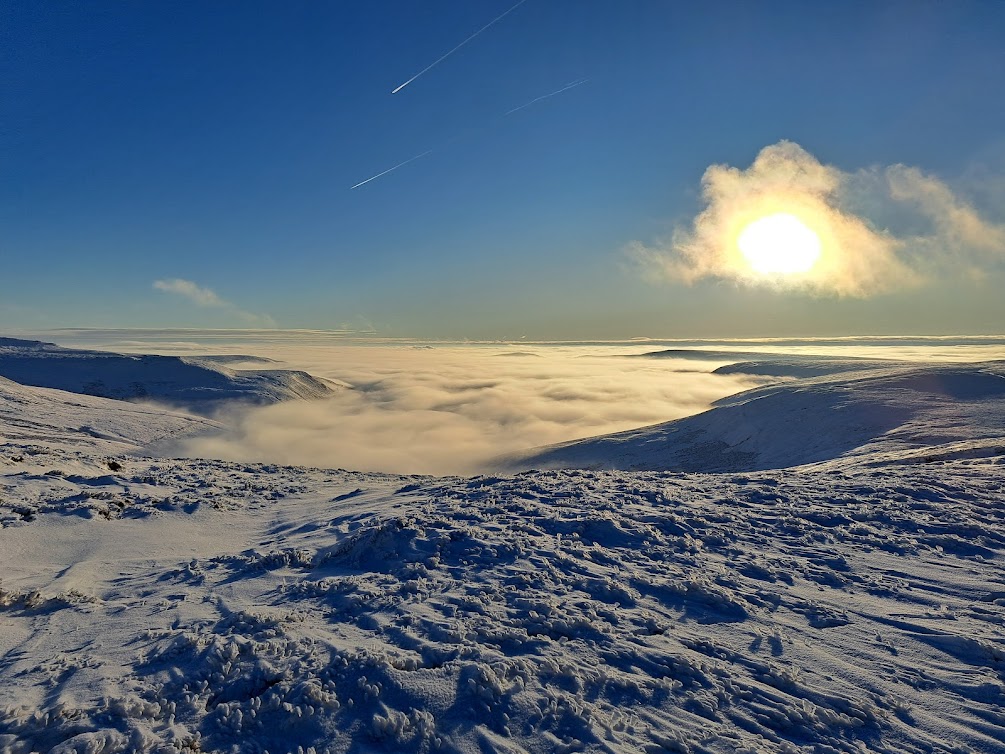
[503,362,1005,472]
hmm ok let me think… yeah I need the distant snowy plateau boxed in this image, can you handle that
[1,338,1004,754]
[0,338,340,414]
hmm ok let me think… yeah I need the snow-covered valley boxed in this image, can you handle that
[1,339,1004,754]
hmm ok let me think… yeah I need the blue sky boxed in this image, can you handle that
[3,1,1004,338]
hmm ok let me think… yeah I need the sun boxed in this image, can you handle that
[737,212,822,275]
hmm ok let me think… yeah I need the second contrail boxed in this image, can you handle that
[350,150,434,190]
[505,78,589,115]
[391,0,529,94]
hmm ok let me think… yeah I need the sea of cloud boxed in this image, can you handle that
[176,344,765,475]
[27,330,1005,476]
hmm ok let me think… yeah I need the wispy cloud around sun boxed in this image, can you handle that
[631,141,1005,296]
[153,278,276,327]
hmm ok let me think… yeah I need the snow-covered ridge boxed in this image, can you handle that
[712,358,902,378]
[506,362,1005,472]
[633,348,888,364]
[0,337,341,414]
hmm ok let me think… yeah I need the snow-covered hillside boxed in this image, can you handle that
[0,376,220,454]
[507,363,1005,473]
[1,357,1004,754]
[0,338,340,414]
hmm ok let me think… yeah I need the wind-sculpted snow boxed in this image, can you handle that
[509,363,1005,473]
[2,437,1005,753]
[0,338,339,414]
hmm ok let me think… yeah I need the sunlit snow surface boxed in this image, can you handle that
[1,346,1005,753]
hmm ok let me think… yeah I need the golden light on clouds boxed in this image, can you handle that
[736,212,822,276]
[630,140,1005,297]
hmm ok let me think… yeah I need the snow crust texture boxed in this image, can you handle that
[2,439,1005,753]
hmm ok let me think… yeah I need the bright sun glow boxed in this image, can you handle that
[737,212,822,275]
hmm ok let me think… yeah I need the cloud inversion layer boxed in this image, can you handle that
[176,346,762,476]
[633,141,1005,296]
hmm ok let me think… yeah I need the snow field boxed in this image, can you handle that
[2,445,1004,753]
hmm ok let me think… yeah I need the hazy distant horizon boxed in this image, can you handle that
[12,326,1005,360]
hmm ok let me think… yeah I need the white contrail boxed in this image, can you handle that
[350,150,433,190]
[392,0,529,94]
[505,78,589,116]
